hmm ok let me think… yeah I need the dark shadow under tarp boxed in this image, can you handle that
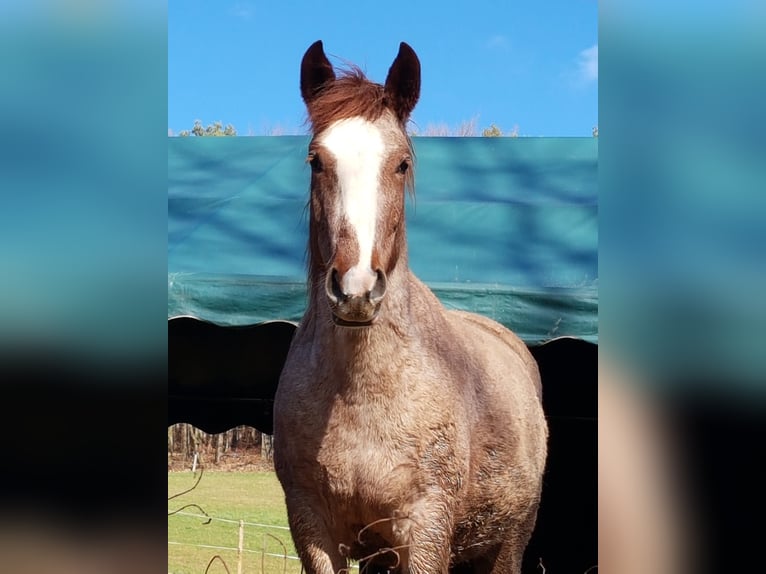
[167,317,596,574]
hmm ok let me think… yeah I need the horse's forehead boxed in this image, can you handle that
[318,117,385,161]
[317,115,404,160]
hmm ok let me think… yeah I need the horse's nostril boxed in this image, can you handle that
[327,268,346,303]
[369,269,387,304]
[326,266,385,314]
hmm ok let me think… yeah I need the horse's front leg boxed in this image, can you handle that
[393,499,455,574]
[284,492,347,574]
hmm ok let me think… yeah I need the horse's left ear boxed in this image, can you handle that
[384,42,421,122]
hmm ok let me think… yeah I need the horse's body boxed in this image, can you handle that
[274,41,547,574]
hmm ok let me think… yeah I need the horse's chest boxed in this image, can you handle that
[285,353,461,519]
[316,413,414,506]
[301,402,419,525]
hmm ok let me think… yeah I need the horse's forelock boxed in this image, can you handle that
[305,67,391,134]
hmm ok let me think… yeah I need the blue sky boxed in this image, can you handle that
[168,1,597,137]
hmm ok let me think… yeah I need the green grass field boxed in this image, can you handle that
[168,471,304,574]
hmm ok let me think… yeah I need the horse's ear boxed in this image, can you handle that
[301,40,336,106]
[384,42,421,122]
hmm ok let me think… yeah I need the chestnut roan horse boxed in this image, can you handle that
[274,41,548,574]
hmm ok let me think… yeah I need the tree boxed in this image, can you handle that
[168,423,270,467]
[482,123,503,137]
[481,123,519,137]
[179,119,237,137]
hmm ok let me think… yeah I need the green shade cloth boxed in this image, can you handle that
[168,136,597,344]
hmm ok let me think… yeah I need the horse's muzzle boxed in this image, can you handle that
[325,267,387,326]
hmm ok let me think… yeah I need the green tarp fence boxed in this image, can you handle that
[168,136,597,344]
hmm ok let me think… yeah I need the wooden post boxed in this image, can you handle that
[191,452,198,474]
[237,519,244,574]
[214,433,222,464]
[261,433,273,460]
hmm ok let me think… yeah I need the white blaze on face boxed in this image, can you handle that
[319,117,384,296]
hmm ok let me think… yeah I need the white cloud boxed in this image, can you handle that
[578,44,598,83]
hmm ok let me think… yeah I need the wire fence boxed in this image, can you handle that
[168,510,299,574]
[168,510,360,574]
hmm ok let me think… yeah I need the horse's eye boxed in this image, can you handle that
[308,153,323,173]
[396,159,409,175]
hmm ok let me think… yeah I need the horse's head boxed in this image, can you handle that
[301,41,420,327]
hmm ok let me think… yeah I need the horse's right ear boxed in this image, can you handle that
[301,40,336,105]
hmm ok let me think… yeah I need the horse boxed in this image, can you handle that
[273,40,548,574]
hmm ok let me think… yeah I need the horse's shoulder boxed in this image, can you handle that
[406,276,537,372]
[445,309,523,346]
[444,309,540,382]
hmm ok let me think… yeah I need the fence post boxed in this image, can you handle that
[238,519,244,574]
[261,433,273,460]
